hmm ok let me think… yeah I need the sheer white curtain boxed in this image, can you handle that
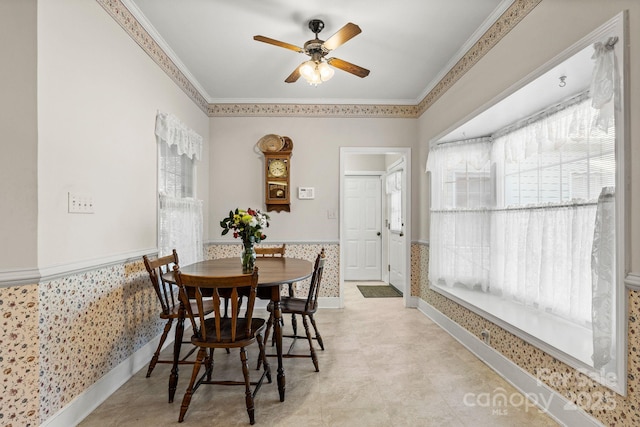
[489,204,596,324]
[430,209,491,291]
[158,195,203,267]
[155,111,204,266]
[427,139,492,291]
[427,89,615,328]
[591,187,615,369]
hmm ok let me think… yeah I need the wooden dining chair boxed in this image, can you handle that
[142,250,215,402]
[262,248,326,372]
[255,244,298,339]
[175,267,271,425]
[254,243,286,258]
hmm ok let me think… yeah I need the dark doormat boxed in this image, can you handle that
[357,285,402,298]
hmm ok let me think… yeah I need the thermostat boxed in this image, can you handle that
[298,187,315,199]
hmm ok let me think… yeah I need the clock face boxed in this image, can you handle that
[268,159,287,177]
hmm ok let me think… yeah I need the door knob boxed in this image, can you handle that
[377,232,381,236]
[399,232,404,237]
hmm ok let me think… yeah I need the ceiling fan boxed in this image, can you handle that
[253,19,370,85]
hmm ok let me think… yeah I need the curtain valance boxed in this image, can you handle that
[426,138,491,173]
[155,111,203,160]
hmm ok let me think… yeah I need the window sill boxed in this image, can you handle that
[431,283,593,368]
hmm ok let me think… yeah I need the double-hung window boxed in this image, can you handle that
[155,111,203,266]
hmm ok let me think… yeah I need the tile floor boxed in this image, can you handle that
[78,282,559,426]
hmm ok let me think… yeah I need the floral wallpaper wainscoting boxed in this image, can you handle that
[0,285,39,427]
[37,260,161,423]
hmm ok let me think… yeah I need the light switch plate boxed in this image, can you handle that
[68,192,94,214]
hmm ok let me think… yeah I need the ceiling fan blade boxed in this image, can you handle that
[285,65,302,83]
[327,57,370,78]
[253,35,304,53]
[323,23,362,51]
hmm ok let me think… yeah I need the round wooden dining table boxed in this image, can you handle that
[165,256,313,403]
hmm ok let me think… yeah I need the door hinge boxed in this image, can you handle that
[388,265,391,272]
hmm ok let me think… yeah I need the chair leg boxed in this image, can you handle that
[309,314,324,350]
[146,318,172,377]
[178,347,206,423]
[302,315,319,372]
[256,332,272,383]
[257,313,274,370]
[205,348,214,381]
[240,347,256,425]
[169,310,186,403]
[291,313,297,337]
[271,314,283,347]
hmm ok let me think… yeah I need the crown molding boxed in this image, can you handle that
[96,0,209,114]
[415,0,542,116]
[97,0,541,119]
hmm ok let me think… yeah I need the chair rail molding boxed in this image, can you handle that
[0,248,157,288]
[626,272,640,291]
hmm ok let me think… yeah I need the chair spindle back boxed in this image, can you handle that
[305,248,326,312]
[143,250,180,316]
[175,267,259,344]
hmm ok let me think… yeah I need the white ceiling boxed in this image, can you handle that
[438,43,595,142]
[124,0,509,105]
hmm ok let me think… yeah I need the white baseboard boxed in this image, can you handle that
[417,300,605,427]
[40,328,174,427]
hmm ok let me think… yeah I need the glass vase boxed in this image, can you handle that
[241,242,256,273]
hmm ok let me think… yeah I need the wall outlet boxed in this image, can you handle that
[481,329,490,345]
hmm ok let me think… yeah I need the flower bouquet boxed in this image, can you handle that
[220,208,270,272]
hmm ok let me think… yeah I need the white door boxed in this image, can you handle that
[387,169,405,293]
[344,176,382,280]
[389,231,405,292]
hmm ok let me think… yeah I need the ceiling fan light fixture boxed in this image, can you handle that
[318,61,335,81]
[299,60,334,86]
[299,60,317,80]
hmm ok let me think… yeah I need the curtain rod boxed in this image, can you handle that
[430,201,598,214]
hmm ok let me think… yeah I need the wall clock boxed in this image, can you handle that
[259,135,293,212]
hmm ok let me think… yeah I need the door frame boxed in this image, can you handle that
[339,147,412,308]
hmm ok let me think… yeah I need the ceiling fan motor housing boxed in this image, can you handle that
[308,19,324,35]
[304,40,328,58]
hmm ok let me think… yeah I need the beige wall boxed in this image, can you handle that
[0,0,37,270]
[208,116,417,243]
[36,0,210,268]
